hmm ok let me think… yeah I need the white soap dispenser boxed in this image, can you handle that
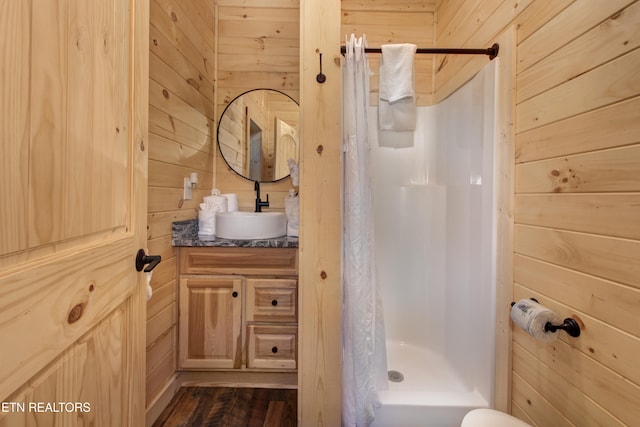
[285,189,299,237]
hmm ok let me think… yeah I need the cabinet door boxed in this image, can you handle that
[179,276,242,369]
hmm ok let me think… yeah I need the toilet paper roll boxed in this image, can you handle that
[222,193,239,212]
[511,299,561,343]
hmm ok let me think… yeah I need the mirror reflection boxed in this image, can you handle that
[217,89,299,182]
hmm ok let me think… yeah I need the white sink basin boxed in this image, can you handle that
[215,211,286,240]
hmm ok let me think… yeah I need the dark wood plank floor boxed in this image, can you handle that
[152,387,297,427]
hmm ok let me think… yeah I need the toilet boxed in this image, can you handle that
[461,409,532,427]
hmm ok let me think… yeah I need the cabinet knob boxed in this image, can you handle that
[232,291,238,298]
[272,346,278,354]
[271,299,278,306]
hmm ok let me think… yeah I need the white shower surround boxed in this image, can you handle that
[370,61,498,427]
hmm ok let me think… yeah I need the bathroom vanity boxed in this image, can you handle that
[172,220,299,380]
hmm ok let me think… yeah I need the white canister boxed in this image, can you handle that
[285,189,299,237]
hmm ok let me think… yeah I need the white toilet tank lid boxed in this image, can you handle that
[461,409,532,427]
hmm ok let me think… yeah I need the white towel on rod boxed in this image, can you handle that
[379,43,417,102]
[378,43,417,137]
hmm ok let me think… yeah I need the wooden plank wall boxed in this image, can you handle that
[214,0,300,208]
[341,0,436,105]
[146,0,216,412]
[436,0,640,425]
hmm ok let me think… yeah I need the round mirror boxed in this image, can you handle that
[217,89,299,182]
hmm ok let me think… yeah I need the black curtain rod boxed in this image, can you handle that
[340,43,499,60]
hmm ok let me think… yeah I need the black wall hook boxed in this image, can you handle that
[316,53,326,84]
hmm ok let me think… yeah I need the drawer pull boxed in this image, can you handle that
[272,346,278,354]
[271,299,278,306]
[232,291,238,298]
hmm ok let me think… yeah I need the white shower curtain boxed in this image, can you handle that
[342,34,388,427]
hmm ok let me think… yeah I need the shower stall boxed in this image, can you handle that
[370,61,498,427]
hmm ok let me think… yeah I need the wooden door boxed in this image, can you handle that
[0,0,149,425]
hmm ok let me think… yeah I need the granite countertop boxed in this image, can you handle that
[171,219,298,248]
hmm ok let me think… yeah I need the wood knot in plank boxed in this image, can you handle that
[68,303,85,324]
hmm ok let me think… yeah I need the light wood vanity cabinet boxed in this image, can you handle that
[178,247,298,372]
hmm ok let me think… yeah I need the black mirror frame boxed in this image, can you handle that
[216,88,299,183]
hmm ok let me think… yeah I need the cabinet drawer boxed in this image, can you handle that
[247,325,297,370]
[180,247,297,276]
[246,279,297,323]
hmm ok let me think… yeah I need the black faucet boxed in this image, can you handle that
[254,180,269,212]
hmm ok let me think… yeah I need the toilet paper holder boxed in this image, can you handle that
[511,299,581,338]
[543,317,581,337]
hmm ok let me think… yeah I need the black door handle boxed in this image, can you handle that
[135,249,161,272]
